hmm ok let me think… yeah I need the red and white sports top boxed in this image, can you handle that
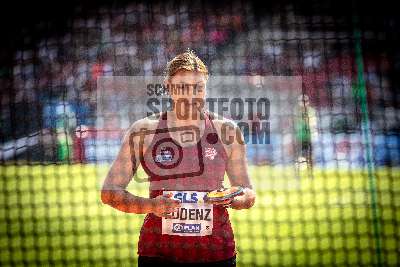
[137,111,236,263]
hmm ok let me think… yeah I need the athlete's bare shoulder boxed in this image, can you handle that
[207,111,244,149]
[207,111,238,132]
[122,113,162,143]
[127,113,161,132]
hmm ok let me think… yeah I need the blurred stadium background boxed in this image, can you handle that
[1,0,399,266]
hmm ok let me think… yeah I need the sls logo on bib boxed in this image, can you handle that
[173,192,198,203]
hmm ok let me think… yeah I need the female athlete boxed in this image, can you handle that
[101,50,256,266]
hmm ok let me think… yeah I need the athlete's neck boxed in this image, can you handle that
[167,109,205,128]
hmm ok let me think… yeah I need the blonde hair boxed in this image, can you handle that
[165,49,209,80]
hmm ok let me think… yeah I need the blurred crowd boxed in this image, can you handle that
[1,1,399,166]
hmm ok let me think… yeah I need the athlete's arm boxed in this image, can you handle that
[225,122,256,210]
[101,120,180,215]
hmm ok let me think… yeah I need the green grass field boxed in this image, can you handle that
[0,164,399,266]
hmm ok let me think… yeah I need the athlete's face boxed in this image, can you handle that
[167,70,207,118]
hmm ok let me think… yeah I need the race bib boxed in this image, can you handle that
[162,191,213,236]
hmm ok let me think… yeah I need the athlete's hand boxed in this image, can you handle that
[150,193,181,218]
